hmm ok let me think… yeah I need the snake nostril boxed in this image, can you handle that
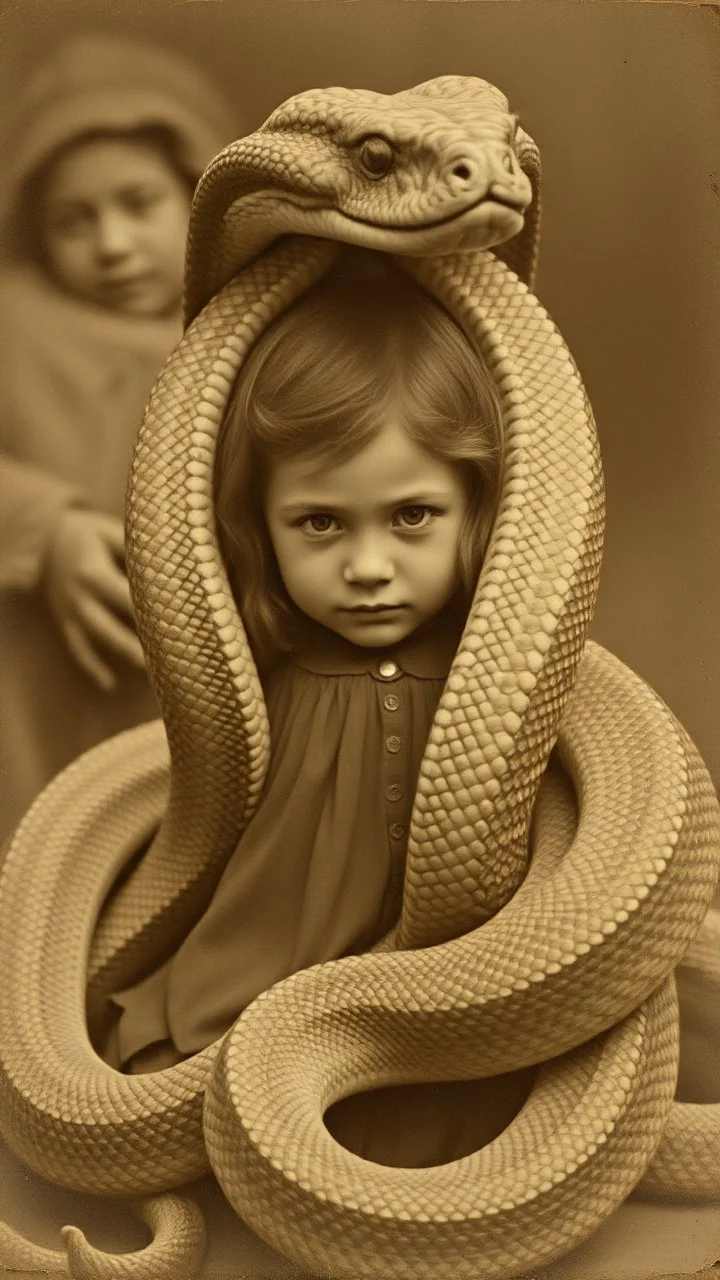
[452,163,473,182]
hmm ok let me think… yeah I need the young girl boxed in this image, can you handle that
[105,250,508,1109]
[0,35,237,838]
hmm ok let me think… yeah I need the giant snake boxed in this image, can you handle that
[0,74,718,1280]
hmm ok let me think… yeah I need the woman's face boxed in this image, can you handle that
[264,419,470,648]
[39,136,192,316]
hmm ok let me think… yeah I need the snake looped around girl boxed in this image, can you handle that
[0,74,718,1280]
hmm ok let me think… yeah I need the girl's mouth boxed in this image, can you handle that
[342,604,406,614]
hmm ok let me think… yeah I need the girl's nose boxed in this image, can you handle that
[342,537,394,587]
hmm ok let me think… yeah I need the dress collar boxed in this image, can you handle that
[291,605,465,679]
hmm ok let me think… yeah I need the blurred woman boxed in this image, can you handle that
[0,34,238,838]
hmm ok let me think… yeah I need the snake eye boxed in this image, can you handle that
[357,135,394,178]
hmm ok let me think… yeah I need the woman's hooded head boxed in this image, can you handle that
[1,33,238,302]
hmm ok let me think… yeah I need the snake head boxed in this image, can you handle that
[262,77,533,247]
[185,76,541,322]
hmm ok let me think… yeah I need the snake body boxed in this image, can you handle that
[0,76,718,1279]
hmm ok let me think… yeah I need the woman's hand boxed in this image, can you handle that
[42,507,145,690]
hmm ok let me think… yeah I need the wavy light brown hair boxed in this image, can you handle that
[215,249,503,665]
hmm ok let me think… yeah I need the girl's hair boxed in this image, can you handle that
[215,248,503,663]
[19,124,197,266]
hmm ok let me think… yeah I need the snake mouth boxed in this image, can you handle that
[342,191,528,234]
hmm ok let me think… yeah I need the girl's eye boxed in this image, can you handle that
[393,505,437,529]
[298,514,338,536]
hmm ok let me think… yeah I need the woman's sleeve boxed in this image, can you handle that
[0,454,83,591]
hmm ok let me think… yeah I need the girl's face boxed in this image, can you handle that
[264,419,470,648]
[39,136,192,316]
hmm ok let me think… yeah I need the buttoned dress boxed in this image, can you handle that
[110,616,460,1067]
[108,612,537,1163]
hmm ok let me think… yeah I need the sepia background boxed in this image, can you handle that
[0,2,718,1276]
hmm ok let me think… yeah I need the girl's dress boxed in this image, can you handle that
[0,35,236,839]
[110,614,461,1066]
[108,610,536,1165]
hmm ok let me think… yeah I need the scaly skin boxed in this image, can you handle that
[0,76,717,1280]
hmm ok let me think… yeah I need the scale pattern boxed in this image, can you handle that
[0,74,718,1280]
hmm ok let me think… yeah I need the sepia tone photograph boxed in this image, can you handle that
[0,1,718,1277]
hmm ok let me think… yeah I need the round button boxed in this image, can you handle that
[383,693,400,712]
[378,660,399,680]
[385,783,402,802]
[389,823,406,841]
[385,735,402,754]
